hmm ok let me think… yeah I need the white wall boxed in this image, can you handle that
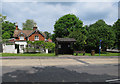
[2,44,17,53]
[15,41,27,53]
[46,49,48,53]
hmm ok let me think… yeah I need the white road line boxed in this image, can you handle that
[106,79,120,82]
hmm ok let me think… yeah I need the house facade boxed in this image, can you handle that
[3,24,46,53]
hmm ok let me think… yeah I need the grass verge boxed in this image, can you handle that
[2,52,120,56]
[2,53,55,57]
[74,52,120,56]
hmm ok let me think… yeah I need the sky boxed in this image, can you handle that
[1,0,119,33]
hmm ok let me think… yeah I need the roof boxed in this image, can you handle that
[56,38,76,42]
[13,29,45,37]
[48,38,52,42]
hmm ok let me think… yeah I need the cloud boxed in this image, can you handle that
[2,0,120,2]
[2,2,118,33]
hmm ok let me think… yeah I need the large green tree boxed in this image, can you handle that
[22,19,36,30]
[69,30,87,50]
[112,19,120,49]
[2,32,10,39]
[54,14,83,38]
[86,20,116,52]
[2,21,16,38]
[0,14,6,40]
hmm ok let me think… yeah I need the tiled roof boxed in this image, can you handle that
[13,29,46,37]
[13,30,34,37]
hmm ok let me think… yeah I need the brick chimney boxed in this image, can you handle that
[15,22,18,30]
[33,23,37,30]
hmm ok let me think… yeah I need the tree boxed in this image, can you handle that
[112,19,120,49]
[2,21,16,38]
[44,31,52,39]
[26,41,55,53]
[22,19,36,30]
[0,14,6,23]
[86,20,116,52]
[1,15,16,40]
[2,32,10,39]
[69,30,87,50]
[0,14,6,40]
[54,14,83,38]
[44,42,55,52]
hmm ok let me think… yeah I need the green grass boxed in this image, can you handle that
[0,53,2,56]
[74,52,120,56]
[2,53,55,57]
[2,52,120,57]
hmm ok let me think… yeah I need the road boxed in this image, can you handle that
[0,56,119,83]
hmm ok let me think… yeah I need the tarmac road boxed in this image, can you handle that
[0,56,120,82]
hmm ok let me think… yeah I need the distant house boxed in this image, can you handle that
[2,23,49,53]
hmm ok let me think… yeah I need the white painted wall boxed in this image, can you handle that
[15,41,27,53]
[2,44,17,53]
[46,49,48,53]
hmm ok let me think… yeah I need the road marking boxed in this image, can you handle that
[73,58,90,65]
[106,79,120,82]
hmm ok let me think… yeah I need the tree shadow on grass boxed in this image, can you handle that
[2,66,118,82]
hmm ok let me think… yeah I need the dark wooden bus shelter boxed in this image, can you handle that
[55,38,76,55]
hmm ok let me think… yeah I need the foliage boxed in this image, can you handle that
[53,14,88,50]
[112,19,120,49]
[69,30,87,50]
[51,34,56,42]
[2,32,10,39]
[26,41,55,53]
[86,20,116,52]
[0,14,7,40]
[0,14,6,23]
[2,39,9,43]
[54,14,83,38]
[22,19,36,30]
[2,21,16,38]
[44,31,52,39]
[44,42,55,50]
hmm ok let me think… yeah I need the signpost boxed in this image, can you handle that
[99,40,102,56]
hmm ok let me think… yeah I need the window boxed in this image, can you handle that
[68,45,70,47]
[20,45,24,50]
[35,36,39,41]
[58,45,61,48]
[20,36,24,40]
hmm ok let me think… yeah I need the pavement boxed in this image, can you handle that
[0,55,120,82]
[0,56,119,66]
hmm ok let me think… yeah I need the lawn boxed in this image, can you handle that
[75,52,120,56]
[2,53,55,57]
[1,52,120,56]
